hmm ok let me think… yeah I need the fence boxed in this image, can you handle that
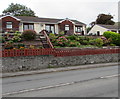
[1,48,120,57]
[1,48,55,57]
[54,48,120,57]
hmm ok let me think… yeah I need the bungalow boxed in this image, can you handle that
[88,24,120,36]
[0,15,86,35]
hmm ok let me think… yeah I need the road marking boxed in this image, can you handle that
[100,74,120,79]
[2,74,119,96]
[2,83,74,96]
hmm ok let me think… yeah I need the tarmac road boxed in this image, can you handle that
[2,64,118,97]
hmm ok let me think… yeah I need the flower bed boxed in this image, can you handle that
[49,32,120,48]
[1,31,43,50]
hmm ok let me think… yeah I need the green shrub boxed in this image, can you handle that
[49,33,58,44]
[59,31,65,35]
[68,40,80,47]
[103,38,112,46]
[12,32,22,42]
[77,36,92,45]
[4,41,14,49]
[110,44,116,46]
[78,36,90,40]
[49,33,56,39]
[17,43,25,48]
[66,35,77,40]
[81,40,89,45]
[94,38,104,47]
[103,31,120,46]
[89,39,96,45]
[22,30,36,41]
[89,38,103,47]
[0,36,5,43]
[56,36,68,47]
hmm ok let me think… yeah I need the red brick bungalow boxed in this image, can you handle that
[0,15,86,35]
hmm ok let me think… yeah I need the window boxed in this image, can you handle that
[23,23,34,30]
[45,25,50,32]
[29,25,34,30]
[65,25,69,31]
[24,25,29,30]
[6,22,12,29]
[75,26,82,32]
[45,24,55,34]
[51,26,55,33]
[111,30,117,32]
[119,30,120,34]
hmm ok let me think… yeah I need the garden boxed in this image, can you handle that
[49,31,120,48]
[1,30,120,50]
[1,30,43,50]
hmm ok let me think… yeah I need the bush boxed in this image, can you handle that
[68,40,80,47]
[94,38,104,47]
[49,33,56,39]
[0,36,5,43]
[66,35,77,40]
[22,30,36,41]
[89,38,103,47]
[110,44,116,46]
[81,40,89,45]
[56,36,68,47]
[103,31,120,46]
[12,32,22,42]
[59,31,65,35]
[4,41,14,49]
[17,43,25,48]
[89,39,95,45]
[49,33,58,44]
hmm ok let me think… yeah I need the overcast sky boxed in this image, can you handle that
[0,0,119,26]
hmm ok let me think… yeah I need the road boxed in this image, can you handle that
[2,65,118,97]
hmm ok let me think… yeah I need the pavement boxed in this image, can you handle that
[1,62,118,78]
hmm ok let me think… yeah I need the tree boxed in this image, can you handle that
[90,14,115,27]
[96,14,115,25]
[2,3,36,16]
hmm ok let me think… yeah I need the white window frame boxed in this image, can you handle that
[6,22,12,29]
[65,25,70,31]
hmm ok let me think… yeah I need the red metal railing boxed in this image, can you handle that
[1,48,120,57]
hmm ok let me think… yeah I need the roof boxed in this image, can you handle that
[115,22,120,26]
[15,16,86,25]
[0,15,21,21]
[97,24,119,30]
[0,15,3,18]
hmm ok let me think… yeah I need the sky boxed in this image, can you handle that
[0,0,119,26]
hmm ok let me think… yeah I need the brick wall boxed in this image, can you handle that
[2,16,20,32]
[58,20,74,34]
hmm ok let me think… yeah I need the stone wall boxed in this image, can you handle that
[2,53,119,72]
